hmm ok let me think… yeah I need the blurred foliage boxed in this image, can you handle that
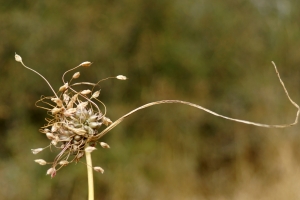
[1,0,300,199]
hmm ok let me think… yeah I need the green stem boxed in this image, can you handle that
[85,149,94,200]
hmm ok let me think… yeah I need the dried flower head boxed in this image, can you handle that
[15,54,127,177]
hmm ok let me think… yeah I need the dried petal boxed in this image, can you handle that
[72,72,80,79]
[15,53,22,62]
[100,142,110,149]
[31,148,44,154]
[34,159,47,165]
[116,75,127,80]
[93,166,104,174]
[91,90,100,99]
[85,146,96,153]
[80,90,91,95]
[79,61,92,67]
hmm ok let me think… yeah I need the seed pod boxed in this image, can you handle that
[77,102,88,109]
[85,146,96,153]
[51,107,63,115]
[35,159,47,165]
[102,117,112,126]
[51,98,63,107]
[46,167,56,178]
[72,72,80,79]
[89,122,101,129]
[116,75,127,80]
[74,135,82,141]
[100,142,110,149]
[91,90,100,99]
[59,160,69,165]
[79,61,92,67]
[87,115,98,122]
[31,148,44,154]
[15,53,22,62]
[80,90,91,95]
[46,132,56,140]
[93,166,104,174]
[64,108,77,116]
[59,83,68,92]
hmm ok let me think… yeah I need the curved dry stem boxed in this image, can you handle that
[18,60,59,99]
[92,62,300,141]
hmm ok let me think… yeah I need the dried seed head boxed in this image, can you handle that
[72,72,80,79]
[79,61,92,67]
[116,75,127,80]
[15,53,22,62]
[85,146,97,153]
[100,142,110,149]
[93,166,104,174]
[35,159,47,165]
[31,148,44,154]
[59,82,68,92]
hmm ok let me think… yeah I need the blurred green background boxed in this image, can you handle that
[1,0,300,199]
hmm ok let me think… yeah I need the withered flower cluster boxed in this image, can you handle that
[15,54,126,177]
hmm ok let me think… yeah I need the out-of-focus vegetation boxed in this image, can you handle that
[1,0,300,199]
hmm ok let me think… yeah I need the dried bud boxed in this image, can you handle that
[31,148,44,154]
[100,142,110,149]
[85,146,97,153]
[116,75,127,80]
[59,83,68,92]
[93,166,104,174]
[15,53,22,62]
[34,159,47,165]
[102,116,112,126]
[80,90,91,95]
[59,160,69,166]
[79,61,92,67]
[91,90,100,99]
[72,72,80,79]
[46,167,56,178]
